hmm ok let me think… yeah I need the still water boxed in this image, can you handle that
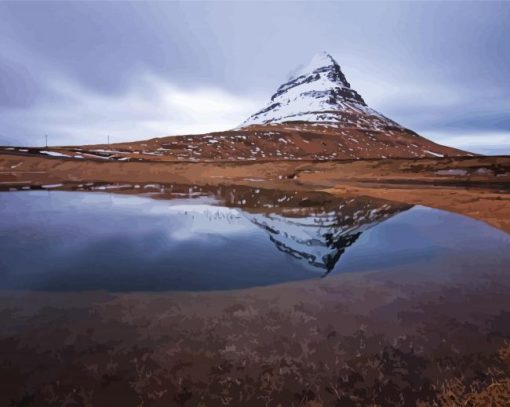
[1,187,509,291]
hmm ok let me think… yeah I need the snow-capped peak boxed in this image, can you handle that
[241,51,399,129]
[290,51,339,80]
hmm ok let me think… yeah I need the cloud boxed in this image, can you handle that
[424,131,510,155]
[0,73,260,146]
[354,73,510,155]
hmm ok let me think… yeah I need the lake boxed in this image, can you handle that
[1,186,509,291]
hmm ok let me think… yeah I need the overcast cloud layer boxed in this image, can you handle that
[0,2,509,154]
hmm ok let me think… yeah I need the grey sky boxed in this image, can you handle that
[0,1,509,154]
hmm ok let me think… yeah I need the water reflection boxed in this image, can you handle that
[247,201,409,275]
[1,183,508,291]
[71,183,413,274]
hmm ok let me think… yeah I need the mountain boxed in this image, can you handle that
[242,51,399,130]
[24,52,469,162]
[99,52,467,161]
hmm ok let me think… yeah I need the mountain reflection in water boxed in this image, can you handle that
[2,183,508,291]
[122,183,412,274]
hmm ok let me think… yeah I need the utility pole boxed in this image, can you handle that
[45,134,48,148]
[107,135,110,146]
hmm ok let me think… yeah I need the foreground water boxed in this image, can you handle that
[1,188,509,291]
